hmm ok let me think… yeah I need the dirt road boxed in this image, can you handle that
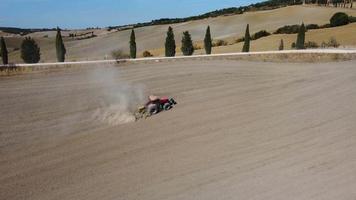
[1,60,356,200]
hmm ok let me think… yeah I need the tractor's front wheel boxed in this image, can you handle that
[163,103,172,110]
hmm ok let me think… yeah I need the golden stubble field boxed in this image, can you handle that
[4,5,356,63]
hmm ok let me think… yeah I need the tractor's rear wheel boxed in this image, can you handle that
[147,104,158,115]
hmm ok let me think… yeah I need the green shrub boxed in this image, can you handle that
[21,37,41,63]
[274,24,301,34]
[321,37,340,48]
[142,51,153,57]
[291,42,296,49]
[330,12,349,27]
[349,16,356,23]
[235,37,245,43]
[279,39,284,50]
[306,24,319,30]
[304,41,319,49]
[251,30,271,40]
[181,31,194,56]
[329,37,340,48]
[320,23,331,28]
[213,39,228,47]
[111,49,130,59]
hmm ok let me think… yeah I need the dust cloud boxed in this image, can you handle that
[88,65,146,125]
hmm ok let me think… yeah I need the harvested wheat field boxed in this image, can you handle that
[6,5,356,62]
[194,23,356,54]
[1,59,356,200]
[151,23,356,56]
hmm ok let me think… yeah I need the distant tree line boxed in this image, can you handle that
[68,32,97,41]
[0,27,57,36]
[108,0,303,31]
[273,12,355,35]
[113,11,356,59]
[104,0,353,32]
[303,0,353,8]
[1,0,306,37]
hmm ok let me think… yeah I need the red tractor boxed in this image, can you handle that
[135,95,177,120]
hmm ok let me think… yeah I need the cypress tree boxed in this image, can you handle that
[55,27,66,62]
[296,23,306,49]
[279,39,284,50]
[204,26,212,55]
[130,29,137,59]
[242,24,250,52]
[165,26,176,57]
[181,31,194,56]
[1,37,8,65]
[21,37,41,63]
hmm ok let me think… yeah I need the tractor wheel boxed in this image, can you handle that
[163,103,172,111]
[147,104,159,115]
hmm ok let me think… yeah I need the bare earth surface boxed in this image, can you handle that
[1,60,356,200]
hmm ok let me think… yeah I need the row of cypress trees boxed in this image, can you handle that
[129,26,200,58]
[62,22,304,60]
[0,24,250,64]
[130,27,205,58]
[0,23,306,64]
[66,24,250,59]
[129,26,218,58]
[161,24,251,57]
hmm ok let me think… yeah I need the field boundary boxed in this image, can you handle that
[1,49,356,75]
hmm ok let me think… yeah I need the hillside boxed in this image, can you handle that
[5,5,356,63]
[189,23,356,55]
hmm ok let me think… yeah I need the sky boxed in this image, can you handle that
[1,0,262,29]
